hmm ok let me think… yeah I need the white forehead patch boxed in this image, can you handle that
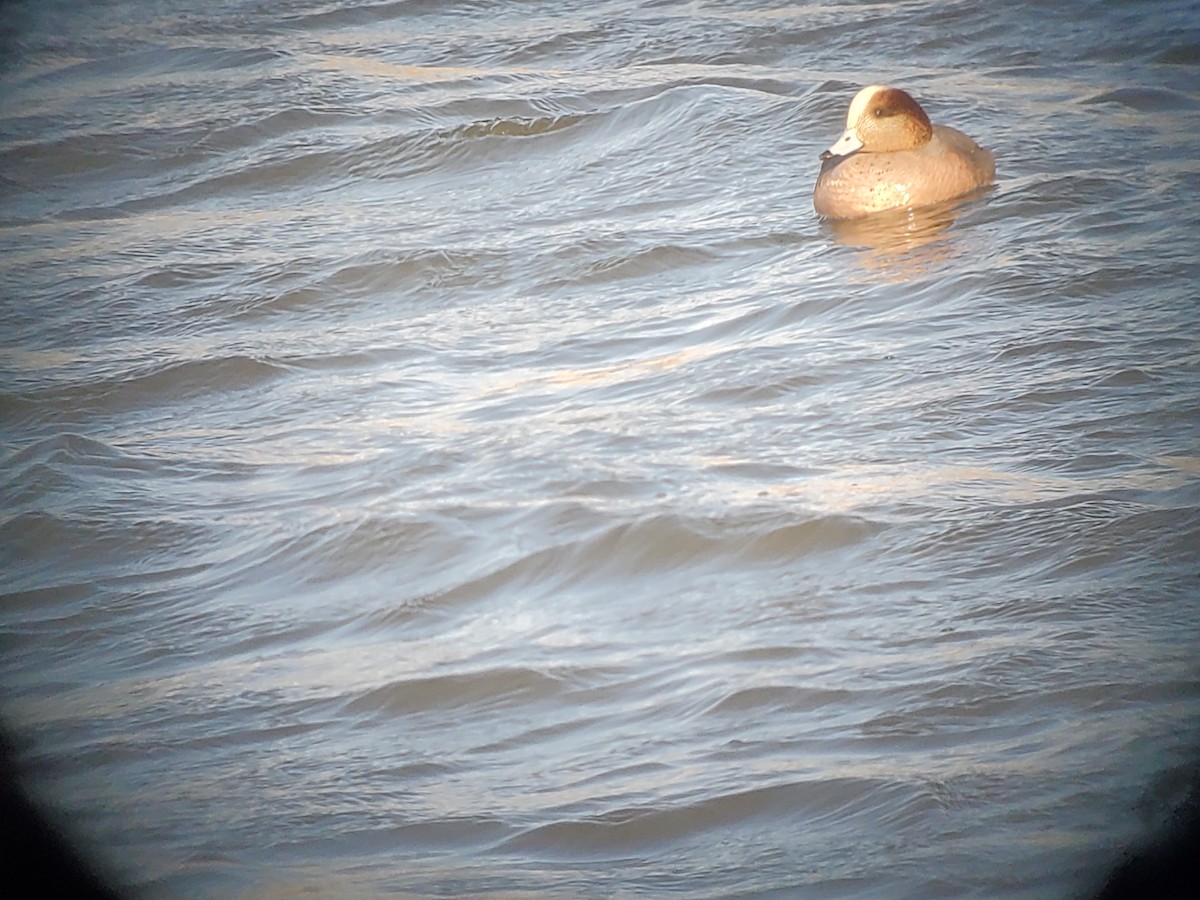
[845,84,889,128]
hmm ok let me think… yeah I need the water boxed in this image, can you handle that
[2,0,1199,896]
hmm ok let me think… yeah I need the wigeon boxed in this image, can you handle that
[813,85,995,219]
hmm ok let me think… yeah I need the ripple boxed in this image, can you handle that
[2,1,1199,898]
[344,667,565,717]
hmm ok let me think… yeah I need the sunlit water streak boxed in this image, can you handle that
[2,1,1199,897]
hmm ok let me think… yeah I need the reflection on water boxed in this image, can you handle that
[820,193,993,277]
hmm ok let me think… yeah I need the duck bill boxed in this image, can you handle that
[820,128,864,160]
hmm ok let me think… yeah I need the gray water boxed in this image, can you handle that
[2,0,1200,896]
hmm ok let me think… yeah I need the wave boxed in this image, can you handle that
[344,666,565,717]
[500,777,939,857]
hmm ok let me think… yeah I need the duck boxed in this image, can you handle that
[813,85,995,220]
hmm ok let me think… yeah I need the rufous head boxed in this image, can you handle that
[821,85,934,159]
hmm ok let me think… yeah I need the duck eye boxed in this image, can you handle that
[873,108,883,117]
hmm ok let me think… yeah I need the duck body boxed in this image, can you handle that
[813,85,995,220]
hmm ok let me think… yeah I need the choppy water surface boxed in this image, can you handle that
[3,0,1200,896]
